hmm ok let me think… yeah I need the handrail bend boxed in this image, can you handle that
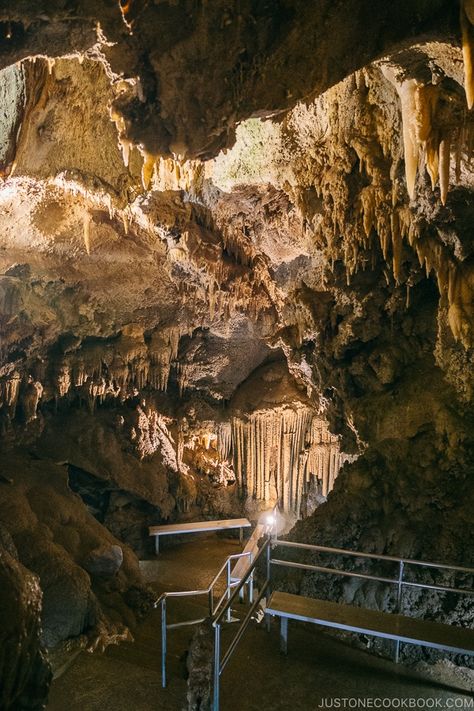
[157,549,254,688]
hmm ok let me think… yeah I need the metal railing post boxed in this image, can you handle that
[249,552,254,604]
[394,560,405,663]
[266,536,272,585]
[226,558,231,623]
[239,555,245,603]
[161,597,167,687]
[265,537,272,631]
[209,587,214,617]
[213,623,221,711]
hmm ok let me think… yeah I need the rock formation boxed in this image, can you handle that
[0,1,474,704]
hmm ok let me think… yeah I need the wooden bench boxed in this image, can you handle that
[266,590,474,658]
[149,518,251,554]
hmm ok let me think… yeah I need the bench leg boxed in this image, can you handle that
[280,617,288,655]
[155,536,160,555]
[239,527,243,544]
[265,612,271,632]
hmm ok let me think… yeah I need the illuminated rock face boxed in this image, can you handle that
[0,0,474,698]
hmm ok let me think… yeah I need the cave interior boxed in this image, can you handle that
[1,1,474,709]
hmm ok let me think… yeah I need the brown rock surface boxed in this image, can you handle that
[0,540,51,710]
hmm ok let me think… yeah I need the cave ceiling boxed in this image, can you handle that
[0,1,472,418]
[0,4,473,506]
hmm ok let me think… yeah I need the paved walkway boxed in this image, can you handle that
[48,535,474,710]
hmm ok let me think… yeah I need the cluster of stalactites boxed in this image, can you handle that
[137,150,204,194]
[0,371,43,424]
[0,326,189,421]
[353,191,474,347]
[110,105,204,194]
[380,62,474,211]
[62,325,185,406]
[355,182,474,347]
[219,406,343,515]
[109,113,278,332]
[0,370,43,422]
[312,65,474,348]
[109,105,279,327]
[371,1,474,288]
[169,229,275,327]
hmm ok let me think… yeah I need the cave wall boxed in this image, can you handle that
[1,1,474,701]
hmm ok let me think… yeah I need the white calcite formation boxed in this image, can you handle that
[226,406,343,514]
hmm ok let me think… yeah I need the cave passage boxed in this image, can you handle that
[0,1,474,710]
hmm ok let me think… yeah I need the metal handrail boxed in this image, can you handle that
[213,538,271,625]
[270,559,474,595]
[274,539,474,575]
[157,549,254,687]
[270,539,474,667]
[209,533,474,710]
[212,537,272,711]
[154,551,252,608]
[271,558,399,585]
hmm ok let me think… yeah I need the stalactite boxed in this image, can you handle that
[385,74,440,202]
[110,108,132,168]
[0,372,22,418]
[398,79,420,201]
[83,212,91,255]
[461,0,474,109]
[147,327,183,393]
[217,422,232,460]
[439,133,451,206]
[176,363,190,396]
[140,150,156,191]
[120,210,129,235]
[56,364,71,398]
[229,406,342,514]
[426,133,440,190]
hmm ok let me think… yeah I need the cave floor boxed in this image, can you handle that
[48,535,473,711]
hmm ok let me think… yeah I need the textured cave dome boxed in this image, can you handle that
[1,1,474,706]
